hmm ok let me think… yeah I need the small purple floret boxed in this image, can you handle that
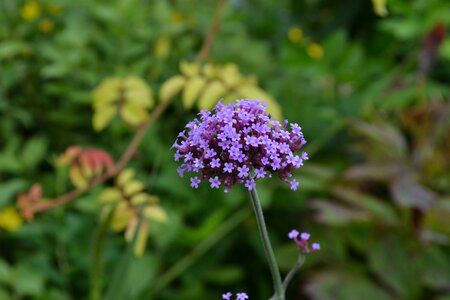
[288,229,299,239]
[312,242,320,251]
[300,232,310,241]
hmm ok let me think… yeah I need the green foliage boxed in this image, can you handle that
[1,0,450,299]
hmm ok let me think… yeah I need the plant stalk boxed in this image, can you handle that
[249,187,284,300]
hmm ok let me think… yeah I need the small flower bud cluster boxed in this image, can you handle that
[222,292,249,300]
[173,99,308,192]
[288,229,320,253]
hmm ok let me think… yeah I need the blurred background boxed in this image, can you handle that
[0,0,449,299]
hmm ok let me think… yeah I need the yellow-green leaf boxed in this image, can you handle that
[236,85,282,120]
[111,204,133,231]
[93,104,117,132]
[120,102,148,126]
[198,81,226,110]
[372,0,388,17]
[144,206,168,223]
[70,165,88,189]
[117,169,135,187]
[182,76,206,109]
[180,60,200,77]
[203,63,217,79]
[133,222,148,257]
[220,63,242,87]
[123,76,153,108]
[98,187,122,203]
[131,193,148,205]
[125,216,138,242]
[123,180,144,196]
[92,78,121,106]
[159,75,186,102]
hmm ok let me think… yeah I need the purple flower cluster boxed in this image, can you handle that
[173,99,308,192]
[222,292,249,300]
[288,229,320,253]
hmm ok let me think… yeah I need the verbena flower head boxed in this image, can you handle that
[173,99,307,192]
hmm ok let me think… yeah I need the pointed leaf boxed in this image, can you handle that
[182,76,206,109]
[69,165,88,189]
[93,105,117,131]
[117,169,135,187]
[159,75,186,102]
[143,206,168,223]
[98,188,122,203]
[198,81,226,110]
[123,76,153,108]
[123,180,144,196]
[120,102,148,126]
[134,222,148,257]
[179,61,200,77]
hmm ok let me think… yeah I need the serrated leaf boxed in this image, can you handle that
[134,222,148,257]
[198,81,226,110]
[159,75,186,102]
[69,165,88,189]
[123,76,153,108]
[182,76,206,109]
[98,188,122,203]
[180,60,200,77]
[123,180,144,196]
[117,169,135,187]
[120,103,148,126]
[93,105,117,131]
[144,206,168,223]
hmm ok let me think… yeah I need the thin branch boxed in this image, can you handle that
[195,0,227,64]
[33,101,169,213]
[31,0,228,214]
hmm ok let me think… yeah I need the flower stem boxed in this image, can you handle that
[249,187,284,300]
[282,254,305,290]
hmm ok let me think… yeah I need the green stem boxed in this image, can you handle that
[282,254,305,290]
[249,187,284,300]
[90,206,116,300]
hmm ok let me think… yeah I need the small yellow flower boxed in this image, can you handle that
[39,19,55,33]
[288,26,303,44]
[21,1,41,22]
[46,3,62,16]
[306,43,324,60]
[0,206,23,232]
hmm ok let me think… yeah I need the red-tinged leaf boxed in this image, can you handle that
[56,145,82,166]
[390,176,436,211]
[28,183,42,201]
[310,199,371,226]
